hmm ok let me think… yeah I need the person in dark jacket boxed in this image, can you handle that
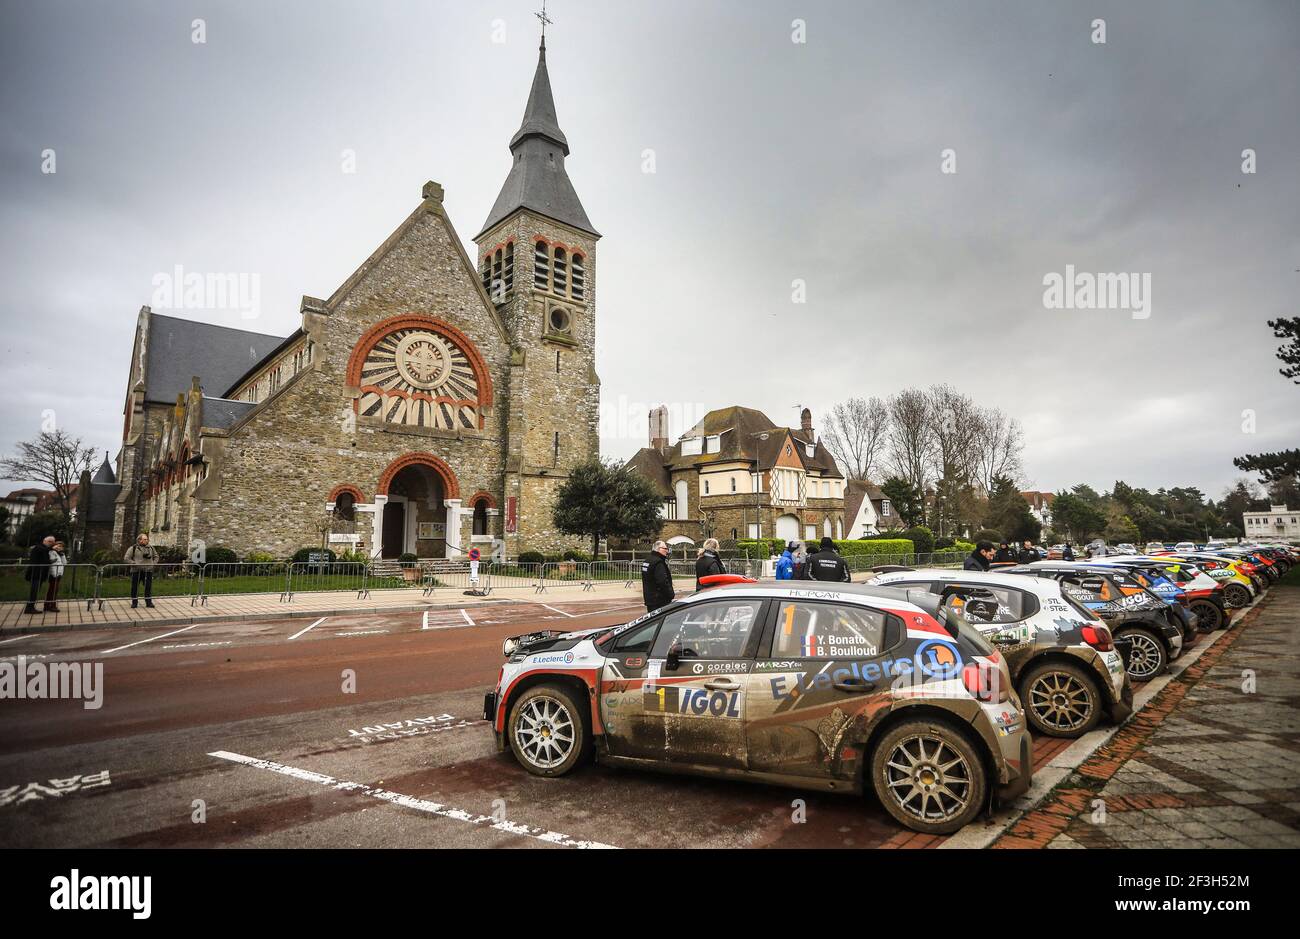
[1062,542,1075,561]
[1017,540,1039,564]
[791,540,808,579]
[22,535,56,615]
[801,536,851,582]
[993,542,1016,564]
[964,541,995,571]
[694,537,726,590]
[641,540,675,612]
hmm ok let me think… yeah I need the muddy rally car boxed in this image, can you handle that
[1007,562,1186,681]
[866,569,1131,737]
[485,582,1033,834]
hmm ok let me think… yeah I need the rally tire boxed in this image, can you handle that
[1223,583,1251,609]
[1019,660,1103,738]
[507,683,591,777]
[1188,600,1223,632]
[870,719,987,835]
[1112,627,1167,682]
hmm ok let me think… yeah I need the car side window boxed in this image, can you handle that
[941,584,1038,624]
[771,601,886,659]
[650,600,763,660]
[611,618,660,653]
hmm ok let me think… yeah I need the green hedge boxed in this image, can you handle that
[737,538,914,558]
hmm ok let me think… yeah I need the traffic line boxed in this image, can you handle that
[421,610,430,630]
[460,608,475,626]
[0,634,30,645]
[101,624,200,655]
[288,617,327,641]
[208,750,617,849]
[538,603,577,619]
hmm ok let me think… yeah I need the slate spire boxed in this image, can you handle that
[477,38,597,238]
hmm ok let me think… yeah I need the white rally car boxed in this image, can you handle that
[484,580,1033,834]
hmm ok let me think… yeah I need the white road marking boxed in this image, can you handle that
[337,629,388,637]
[288,617,327,641]
[0,634,29,645]
[539,603,577,619]
[460,608,475,626]
[209,750,617,848]
[421,610,430,630]
[101,624,200,654]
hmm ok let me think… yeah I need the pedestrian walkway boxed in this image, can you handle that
[993,587,1300,849]
[0,577,656,633]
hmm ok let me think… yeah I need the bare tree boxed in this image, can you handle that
[821,396,890,480]
[884,389,935,495]
[972,407,1024,494]
[926,384,983,484]
[0,429,96,536]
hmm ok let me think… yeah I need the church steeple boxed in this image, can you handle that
[477,32,597,239]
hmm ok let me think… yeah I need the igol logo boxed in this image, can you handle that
[914,639,963,680]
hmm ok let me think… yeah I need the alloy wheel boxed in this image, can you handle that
[513,695,576,770]
[1028,670,1095,732]
[883,733,973,824]
[1123,632,1164,681]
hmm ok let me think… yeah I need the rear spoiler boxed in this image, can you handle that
[870,565,915,574]
[696,573,758,590]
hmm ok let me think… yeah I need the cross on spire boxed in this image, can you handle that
[535,0,552,49]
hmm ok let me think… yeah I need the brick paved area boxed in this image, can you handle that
[994,587,1300,849]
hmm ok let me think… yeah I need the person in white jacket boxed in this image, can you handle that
[44,540,68,612]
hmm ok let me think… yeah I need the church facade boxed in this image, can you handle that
[109,40,600,560]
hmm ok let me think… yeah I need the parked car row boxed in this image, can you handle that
[481,543,1294,836]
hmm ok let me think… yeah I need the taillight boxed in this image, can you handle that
[1081,624,1114,651]
[962,661,1009,703]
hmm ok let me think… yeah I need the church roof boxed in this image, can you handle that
[91,455,116,485]
[625,447,673,497]
[477,42,598,239]
[200,396,257,430]
[144,313,285,405]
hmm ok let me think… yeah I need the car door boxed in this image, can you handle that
[743,597,899,783]
[606,597,766,770]
[598,615,666,760]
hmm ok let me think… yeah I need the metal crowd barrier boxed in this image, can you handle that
[0,562,100,611]
[284,561,368,601]
[94,562,199,609]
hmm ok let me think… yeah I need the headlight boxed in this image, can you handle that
[502,637,518,656]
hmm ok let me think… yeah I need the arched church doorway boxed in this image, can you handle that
[376,453,459,560]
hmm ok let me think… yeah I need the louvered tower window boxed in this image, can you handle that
[534,240,550,290]
[571,254,585,300]
[553,247,567,293]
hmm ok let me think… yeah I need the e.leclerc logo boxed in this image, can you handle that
[914,639,963,680]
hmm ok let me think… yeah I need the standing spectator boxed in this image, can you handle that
[964,541,995,571]
[694,537,726,590]
[125,533,158,609]
[1017,540,1039,564]
[44,540,68,613]
[22,535,56,615]
[775,543,795,580]
[792,540,809,579]
[1062,542,1076,561]
[640,540,675,612]
[993,542,1016,564]
[801,536,851,582]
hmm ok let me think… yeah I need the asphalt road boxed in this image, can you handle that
[0,595,1090,849]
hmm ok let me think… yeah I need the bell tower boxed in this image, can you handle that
[475,16,600,553]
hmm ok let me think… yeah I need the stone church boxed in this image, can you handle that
[110,38,599,560]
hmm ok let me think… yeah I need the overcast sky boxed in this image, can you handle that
[1,0,1296,500]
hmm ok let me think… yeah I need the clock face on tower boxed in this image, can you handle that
[355,325,482,430]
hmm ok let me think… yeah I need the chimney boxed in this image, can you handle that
[649,405,669,452]
[800,407,813,440]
